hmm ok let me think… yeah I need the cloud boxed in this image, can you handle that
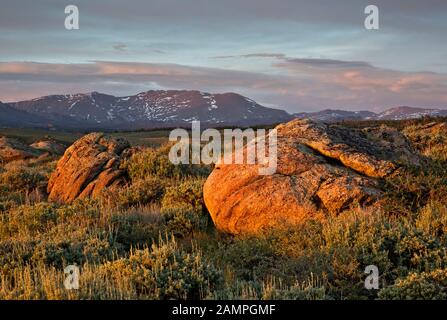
[213,53,287,59]
[2,0,446,79]
[1,59,446,112]
[3,0,445,31]
[0,61,294,102]
[277,58,373,69]
[113,44,127,51]
[214,54,372,69]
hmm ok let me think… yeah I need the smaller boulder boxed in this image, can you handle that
[0,136,42,163]
[30,138,66,155]
[47,133,131,203]
[403,121,447,159]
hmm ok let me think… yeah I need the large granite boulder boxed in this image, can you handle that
[204,119,421,234]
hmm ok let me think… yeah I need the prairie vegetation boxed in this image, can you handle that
[1,118,447,300]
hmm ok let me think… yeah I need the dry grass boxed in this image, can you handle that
[1,120,447,300]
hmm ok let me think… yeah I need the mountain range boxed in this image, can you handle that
[0,101,52,127]
[1,90,447,130]
[294,106,447,122]
[3,90,291,130]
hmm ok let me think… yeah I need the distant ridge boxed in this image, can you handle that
[0,101,51,127]
[2,90,447,130]
[8,90,292,129]
[294,106,447,122]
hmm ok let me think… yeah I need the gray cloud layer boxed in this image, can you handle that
[1,59,446,112]
[1,0,446,111]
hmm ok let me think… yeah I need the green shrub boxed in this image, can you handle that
[117,177,165,207]
[123,143,211,181]
[0,200,15,213]
[394,229,446,272]
[30,235,116,268]
[161,178,206,213]
[378,269,447,299]
[54,198,101,222]
[160,178,209,236]
[0,239,35,275]
[5,203,59,237]
[209,236,287,282]
[0,164,46,192]
[261,276,327,300]
[403,123,447,161]
[0,200,105,239]
[213,276,327,300]
[415,201,447,237]
[162,208,208,237]
[101,235,223,299]
[110,210,164,249]
[383,165,447,212]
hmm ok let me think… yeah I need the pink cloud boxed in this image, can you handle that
[0,60,446,111]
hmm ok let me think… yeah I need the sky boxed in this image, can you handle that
[0,0,446,112]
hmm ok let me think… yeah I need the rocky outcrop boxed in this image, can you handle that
[0,136,42,163]
[403,122,447,148]
[361,125,421,167]
[47,133,130,203]
[30,138,66,155]
[204,119,421,234]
